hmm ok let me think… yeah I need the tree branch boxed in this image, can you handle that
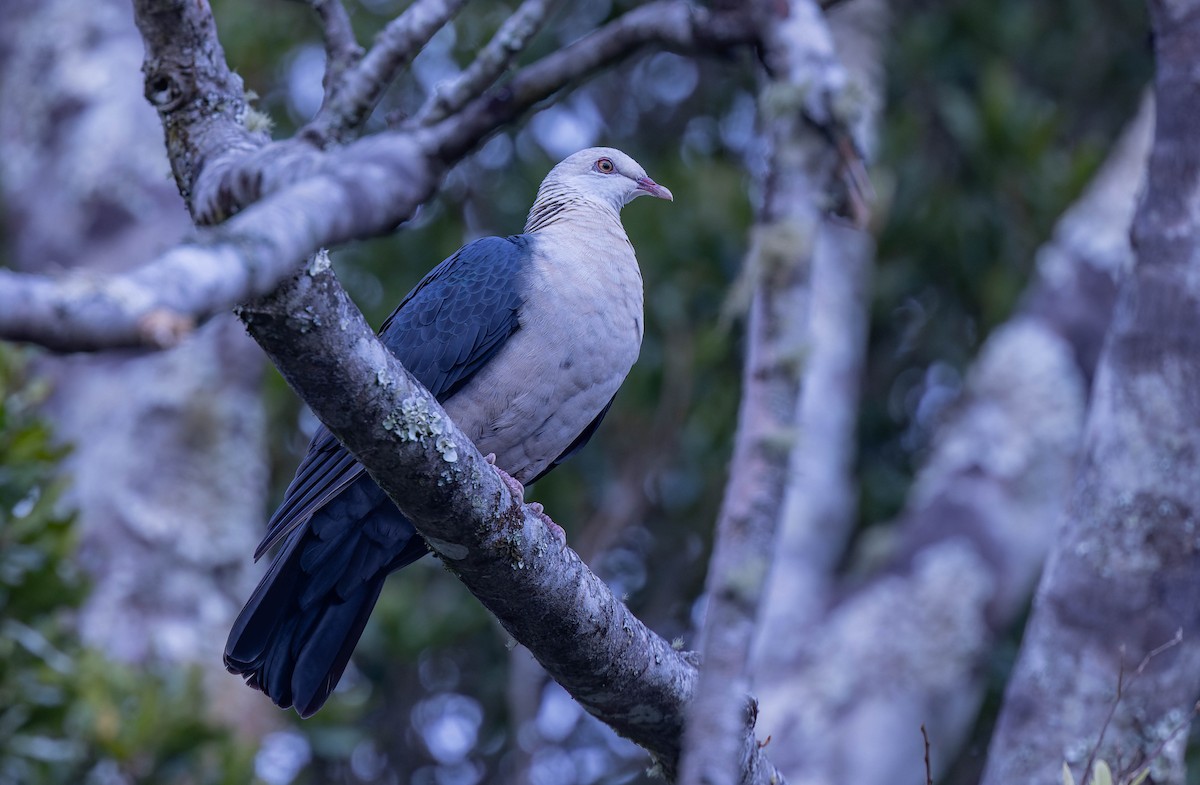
[131,0,265,215]
[412,0,563,126]
[752,0,884,673]
[236,261,782,781]
[982,4,1200,775]
[0,1,757,353]
[2,0,788,779]
[304,0,468,144]
[0,133,433,351]
[305,0,364,97]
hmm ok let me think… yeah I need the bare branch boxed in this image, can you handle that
[131,0,264,214]
[423,1,757,164]
[981,10,1200,775]
[305,0,468,144]
[0,0,757,352]
[306,0,364,95]
[412,0,562,126]
[752,0,885,673]
[0,133,433,350]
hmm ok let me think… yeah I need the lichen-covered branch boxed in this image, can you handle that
[0,134,432,351]
[752,0,884,673]
[236,262,784,780]
[982,5,1200,777]
[131,0,265,214]
[412,0,563,126]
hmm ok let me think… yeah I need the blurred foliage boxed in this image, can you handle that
[0,347,258,785]
[860,0,1151,525]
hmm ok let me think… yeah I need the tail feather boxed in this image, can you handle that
[225,476,428,717]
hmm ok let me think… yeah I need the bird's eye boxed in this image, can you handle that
[595,157,615,174]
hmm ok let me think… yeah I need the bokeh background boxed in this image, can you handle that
[0,0,1153,783]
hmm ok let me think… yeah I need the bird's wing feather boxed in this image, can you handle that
[253,235,530,558]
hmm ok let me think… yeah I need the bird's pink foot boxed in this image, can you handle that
[528,502,567,543]
[490,461,527,502]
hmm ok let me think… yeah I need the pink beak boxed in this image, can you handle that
[636,176,673,202]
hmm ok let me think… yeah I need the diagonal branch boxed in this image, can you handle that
[411,0,563,126]
[305,0,468,144]
[236,260,783,781]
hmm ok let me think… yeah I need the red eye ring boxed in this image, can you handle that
[595,157,615,174]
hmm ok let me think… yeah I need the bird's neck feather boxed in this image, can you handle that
[524,183,622,234]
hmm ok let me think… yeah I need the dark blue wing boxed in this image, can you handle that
[253,235,531,558]
[378,234,530,401]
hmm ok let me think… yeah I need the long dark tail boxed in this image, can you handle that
[224,479,426,718]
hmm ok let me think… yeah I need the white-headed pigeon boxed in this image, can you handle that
[225,147,672,717]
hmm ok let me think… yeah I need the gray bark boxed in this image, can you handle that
[755,97,1150,782]
[0,0,270,731]
[679,2,868,783]
[753,0,884,671]
[982,5,1200,778]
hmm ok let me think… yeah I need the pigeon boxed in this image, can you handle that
[225,147,672,717]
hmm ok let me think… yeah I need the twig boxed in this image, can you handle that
[306,0,364,96]
[1123,699,1200,785]
[921,725,933,785]
[412,0,562,126]
[1079,630,1183,785]
[305,0,468,143]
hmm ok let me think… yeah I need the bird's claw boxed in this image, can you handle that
[528,502,567,544]
[489,462,565,545]
[490,461,527,503]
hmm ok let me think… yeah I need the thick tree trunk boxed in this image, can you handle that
[982,6,1200,778]
[0,0,270,732]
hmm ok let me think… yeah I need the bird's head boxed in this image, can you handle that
[543,147,673,211]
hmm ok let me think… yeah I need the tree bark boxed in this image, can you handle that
[679,1,867,782]
[982,7,1200,779]
[757,96,1150,783]
[0,0,270,732]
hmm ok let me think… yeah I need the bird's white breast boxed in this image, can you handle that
[443,220,644,483]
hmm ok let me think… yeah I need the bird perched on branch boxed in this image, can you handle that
[225,147,672,717]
